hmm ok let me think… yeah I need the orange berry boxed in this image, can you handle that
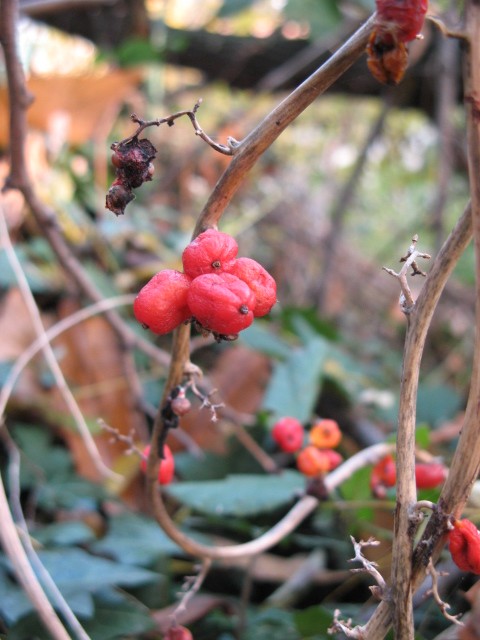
[297,446,332,477]
[309,419,342,449]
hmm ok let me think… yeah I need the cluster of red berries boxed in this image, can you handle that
[133,229,277,340]
[448,518,480,575]
[366,0,428,84]
[370,454,447,498]
[271,417,343,476]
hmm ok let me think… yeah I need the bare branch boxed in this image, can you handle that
[425,559,464,626]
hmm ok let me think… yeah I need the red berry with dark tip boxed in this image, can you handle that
[226,257,277,317]
[187,272,255,335]
[271,417,304,453]
[133,270,192,335]
[182,229,238,278]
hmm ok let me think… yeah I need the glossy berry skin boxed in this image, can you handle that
[309,419,342,449]
[449,519,480,574]
[140,444,175,485]
[226,257,277,317]
[271,417,304,453]
[297,446,332,477]
[188,272,255,335]
[414,463,447,489]
[133,270,192,335]
[182,229,238,279]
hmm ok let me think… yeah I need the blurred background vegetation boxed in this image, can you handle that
[0,0,475,638]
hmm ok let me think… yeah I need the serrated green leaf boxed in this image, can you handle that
[166,471,305,517]
[262,336,329,423]
[90,512,181,566]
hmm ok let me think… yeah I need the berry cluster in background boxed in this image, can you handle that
[133,229,277,340]
[271,416,343,476]
[370,453,447,498]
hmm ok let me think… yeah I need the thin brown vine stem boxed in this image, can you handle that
[193,15,375,235]
[362,201,473,640]
[147,14,375,553]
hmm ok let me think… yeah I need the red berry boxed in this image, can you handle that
[375,0,428,43]
[370,454,396,497]
[449,519,480,574]
[226,257,277,317]
[321,448,343,471]
[414,463,447,490]
[187,272,255,335]
[140,444,175,485]
[182,229,238,278]
[164,626,193,640]
[133,270,192,335]
[296,446,332,477]
[271,417,304,453]
[309,419,342,449]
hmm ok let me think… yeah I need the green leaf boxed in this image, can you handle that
[81,590,155,640]
[284,0,342,38]
[294,605,335,636]
[416,384,462,427]
[90,513,181,566]
[36,548,159,592]
[262,336,329,423]
[33,521,96,547]
[240,323,292,359]
[166,471,305,517]
[0,247,54,293]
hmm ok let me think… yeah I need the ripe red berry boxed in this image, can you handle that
[226,257,277,317]
[133,270,192,335]
[414,462,447,490]
[271,417,304,453]
[187,272,255,335]
[321,448,343,471]
[370,454,396,497]
[375,0,428,43]
[449,518,480,574]
[309,419,342,449]
[140,444,175,485]
[182,229,238,279]
[164,626,193,640]
[297,446,332,477]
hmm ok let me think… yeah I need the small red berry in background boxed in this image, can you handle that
[182,229,238,278]
[309,419,342,449]
[226,257,277,317]
[370,454,396,498]
[414,462,447,489]
[271,417,304,453]
[297,446,333,477]
[164,625,193,640]
[321,448,343,471]
[133,270,192,334]
[448,518,480,574]
[140,444,175,485]
[188,272,256,335]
